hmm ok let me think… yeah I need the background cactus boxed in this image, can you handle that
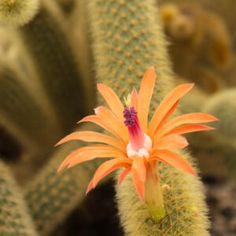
[0,160,38,236]
[0,0,39,27]
[19,0,88,132]
[189,89,236,177]
[159,2,232,94]
[24,125,102,235]
[0,61,62,156]
[87,0,209,235]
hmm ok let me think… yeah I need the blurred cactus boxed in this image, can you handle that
[160,2,231,94]
[87,0,209,235]
[0,160,38,236]
[176,76,208,113]
[55,0,75,14]
[19,0,88,132]
[0,0,92,157]
[0,0,39,27]
[24,134,101,235]
[190,89,236,177]
[0,62,62,154]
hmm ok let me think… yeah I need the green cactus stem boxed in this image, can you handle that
[87,0,209,235]
[0,62,62,154]
[19,0,88,132]
[0,160,38,236]
[24,124,102,235]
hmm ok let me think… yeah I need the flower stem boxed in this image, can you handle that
[145,162,166,221]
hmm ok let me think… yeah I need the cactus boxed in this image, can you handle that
[159,2,231,94]
[0,160,38,236]
[17,0,88,132]
[190,89,236,177]
[68,0,96,112]
[0,62,61,154]
[23,124,102,235]
[176,78,208,113]
[0,0,39,27]
[87,0,209,235]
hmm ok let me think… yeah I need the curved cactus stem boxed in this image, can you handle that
[19,0,88,132]
[0,160,38,236]
[24,124,102,235]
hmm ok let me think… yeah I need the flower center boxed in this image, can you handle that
[123,106,152,158]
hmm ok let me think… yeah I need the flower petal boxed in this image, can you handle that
[55,131,125,150]
[158,113,218,137]
[138,67,156,132]
[78,114,127,143]
[154,134,188,150]
[95,106,128,141]
[131,89,138,110]
[149,83,194,136]
[131,158,146,199]
[91,158,131,188]
[97,83,124,120]
[153,101,179,132]
[171,124,215,135]
[86,180,94,194]
[117,168,130,185]
[152,150,196,176]
[57,145,126,172]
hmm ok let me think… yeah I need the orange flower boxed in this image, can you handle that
[56,67,217,200]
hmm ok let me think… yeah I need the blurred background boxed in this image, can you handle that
[0,0,236,235]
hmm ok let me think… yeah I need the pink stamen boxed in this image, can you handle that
[123,107,145,151]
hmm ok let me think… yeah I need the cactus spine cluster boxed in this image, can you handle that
[87,0,209,235]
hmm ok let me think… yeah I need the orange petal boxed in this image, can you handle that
[154,134,188,150]
[149,83,194,137]
[131,89,138,110]
[97,83,124,120]
[153,101,179,133]
[55,131,125,150]
[138,67,156,132]
[91,158,131,188]
[158,113,218,137]
[95,106,128,141]
[117,168,130,185]
[171,124,215,135]
[152,150,196,176]
[58,145,126,172]
[78,115,127,143]
[131,158,146,199]
[86,180,94,194]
